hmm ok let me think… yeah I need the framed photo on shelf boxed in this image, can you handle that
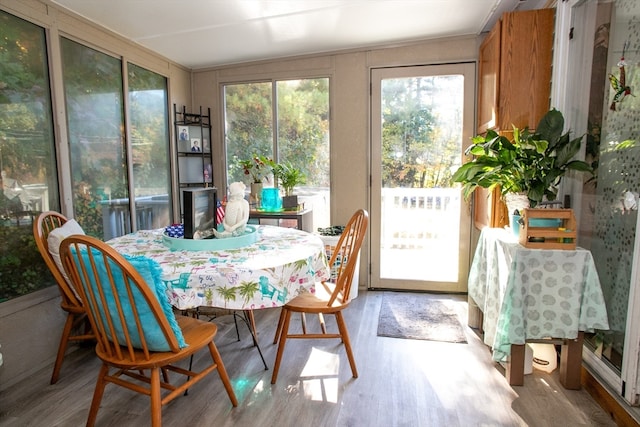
[177,126,190,152]
[190,138,202,152]
[178,126,189,141]
[202,138,210,153]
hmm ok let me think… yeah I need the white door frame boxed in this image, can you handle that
[370,63,475,292]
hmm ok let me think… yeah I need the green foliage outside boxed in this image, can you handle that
[381,76,462,188]
[61,39,170,237]
[61,37,127,237]
[0,223,54,302]
[225,79,329,188]
[0,13,170,301]
[0,11,59,301]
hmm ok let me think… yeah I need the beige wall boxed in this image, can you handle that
[192,36,479,289]
[0,0,480,391]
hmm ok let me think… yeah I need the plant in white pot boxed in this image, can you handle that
[273,161,306,210]
[452,109,594,214]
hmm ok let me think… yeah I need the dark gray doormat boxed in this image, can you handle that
[376,292,467,343]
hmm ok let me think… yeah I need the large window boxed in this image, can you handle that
[61,38,127,238]
[224,78,330,227]
[0,10,172,302]
[127,63,171,235]
[0,11,58,301]
[61,39,171,241]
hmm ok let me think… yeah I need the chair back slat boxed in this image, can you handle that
[33,211,83,308]
[76,248,124,359]
[60,235,181,362]
[327,209,368,306]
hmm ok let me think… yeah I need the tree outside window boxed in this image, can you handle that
[224,78,330,227]
[0,11,59,301]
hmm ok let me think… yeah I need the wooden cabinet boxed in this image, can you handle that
[474,8,555,228]
[477,20,501,135]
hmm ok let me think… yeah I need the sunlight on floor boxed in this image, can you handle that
[298,347,340,403]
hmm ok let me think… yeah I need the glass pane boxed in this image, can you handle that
[276,78,330,228]
[127,63,171,232]
[0,11,58,301]
[580,0,640,374]
[380,75,464,282]
[61,38,127,239]
[224,82,273,185]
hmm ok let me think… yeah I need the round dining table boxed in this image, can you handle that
[107,225,331,311]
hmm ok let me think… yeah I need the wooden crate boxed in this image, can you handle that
[518,208,577,249]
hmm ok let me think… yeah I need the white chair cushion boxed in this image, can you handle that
[47,219,85,296]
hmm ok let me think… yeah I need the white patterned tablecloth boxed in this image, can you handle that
[107,225,331,310]
[468,228,610,362]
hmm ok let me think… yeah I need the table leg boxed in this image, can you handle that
[506,344,525,386]
[559,331,584,390]
[467,296,483,332]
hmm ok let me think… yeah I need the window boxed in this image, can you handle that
[223,78,330,228]
[61,38,128,239]
[0,11,58,301]
[0,12,171,302]
[61,39,171,240]
[127,63,171,234]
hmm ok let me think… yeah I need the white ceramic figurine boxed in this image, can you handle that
[214,181,249,238]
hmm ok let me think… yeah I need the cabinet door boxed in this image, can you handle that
[477,20,501,134]
[473,9,554,229]
[498,8,554,130]
[473,187,508,230]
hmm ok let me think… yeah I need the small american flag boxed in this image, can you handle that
[216,199,225,225]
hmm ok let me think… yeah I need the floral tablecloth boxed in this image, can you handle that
[468,227,610,362]
[107,225,331,310]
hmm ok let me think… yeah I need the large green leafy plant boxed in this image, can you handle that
[452,109,593,207]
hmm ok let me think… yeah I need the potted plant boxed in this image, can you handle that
[238,155,274,207]
[273,161,306,209]
[452,109,593,213]
[239,154,273,184]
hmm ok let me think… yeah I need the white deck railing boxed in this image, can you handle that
[381,187,461,249]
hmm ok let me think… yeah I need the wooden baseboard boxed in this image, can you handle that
[582,367,640,427]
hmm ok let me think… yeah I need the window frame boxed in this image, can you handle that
[220,76,331,228]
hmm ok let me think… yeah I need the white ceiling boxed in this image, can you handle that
[49,0,547,69]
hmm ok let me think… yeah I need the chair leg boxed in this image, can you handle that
[86,363,109,427]
[318,313,327,334]
[301,313,307,334]
[273,309,285,344]
[208,342,238,406]
[335,311,358,378]
[271,308,292,384]
[246,309,258,338]
[150,368,162,427]
[51,312,75,384]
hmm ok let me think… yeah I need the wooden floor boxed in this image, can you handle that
[0,291,621,427]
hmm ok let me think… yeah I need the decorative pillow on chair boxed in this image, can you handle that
[74,249,187,351]
[122,254,187,350]
[47,219,85,296]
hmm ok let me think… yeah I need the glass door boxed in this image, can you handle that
[370,63,475,292]
[557,0,640,405]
